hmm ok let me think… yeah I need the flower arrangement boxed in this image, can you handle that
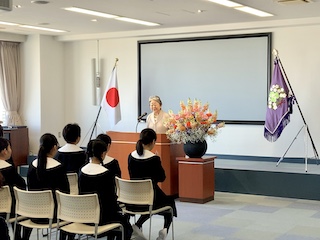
[164,98,225,144]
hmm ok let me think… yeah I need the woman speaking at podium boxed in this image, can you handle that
[146,96,169,134]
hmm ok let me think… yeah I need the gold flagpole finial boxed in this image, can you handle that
[272,49,279,57]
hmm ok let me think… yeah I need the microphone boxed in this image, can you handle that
[137,112,147,121]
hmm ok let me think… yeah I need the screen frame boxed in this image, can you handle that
[138,32,272,125]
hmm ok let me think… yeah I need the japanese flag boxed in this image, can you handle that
[101,66,121,128]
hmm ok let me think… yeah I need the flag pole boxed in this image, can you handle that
[89,58,119,140]
[274,50,319,167]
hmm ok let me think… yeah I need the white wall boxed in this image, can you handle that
[19,22,320,159]
[20,35,65,154]
[20,35,41,155]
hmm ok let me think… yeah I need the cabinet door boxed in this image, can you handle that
[3,128,29,166]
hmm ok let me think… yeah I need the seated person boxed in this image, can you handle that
[55,123,86,173]
[96,133,121,177]
[27,133,70,240]
[128,128,177,240]
[79,139,133,240]
[0,216,10,240]
[0,138,29,240]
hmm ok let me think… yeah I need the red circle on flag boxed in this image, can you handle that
[106,88,119,107]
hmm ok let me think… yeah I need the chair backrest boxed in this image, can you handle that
[56,190,100,224]
[0,186,12,221]
[115,177,154,206]
[13,186,54,219]
[67,172,79,195]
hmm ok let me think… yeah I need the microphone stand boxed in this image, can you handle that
[135,119,144,133]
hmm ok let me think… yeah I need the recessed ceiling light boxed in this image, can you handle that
[20,25,66,33]
[208,0,242,7]
[115,17,159,26]
[0,21,19,26]
[64,6,160,26]
[208,0,273,18]
[64,7,117,18]
[235,6,273,17]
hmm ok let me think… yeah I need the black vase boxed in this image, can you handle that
[183,140,207,158]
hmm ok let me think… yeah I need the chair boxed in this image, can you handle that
[67,172,79,195]
[0,186,13,225]
[55,190,124,240]
[13,186,59,240]
[115,177,174,240]
[0,186,25,233]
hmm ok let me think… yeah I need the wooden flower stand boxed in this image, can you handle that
[177,156,216,203]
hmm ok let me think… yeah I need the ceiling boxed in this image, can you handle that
[1,0,320,37]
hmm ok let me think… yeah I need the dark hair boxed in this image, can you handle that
[96,134,112,146]
[37,133,59,181]
[86,139,107,164]
[0,125,3,138]
[0,137,9,152]
[0,138,10,188]
[62,123,81,143]
[0,172,4,188]
[136,128,157,156]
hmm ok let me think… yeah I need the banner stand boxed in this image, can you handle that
[274,50,319,171]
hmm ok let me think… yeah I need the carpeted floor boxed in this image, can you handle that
[8,191,320,240]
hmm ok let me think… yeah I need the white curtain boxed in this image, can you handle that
[0,41,22,126]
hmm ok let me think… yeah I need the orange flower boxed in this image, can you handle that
[164,98,224,143]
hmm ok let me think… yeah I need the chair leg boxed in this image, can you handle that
[171,209,174,240]
[148,214,152,240]
[121,225,124,240]
[13,220,17,240]
[42,228,48,237]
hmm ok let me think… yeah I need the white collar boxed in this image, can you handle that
[58,143,83,153]
[0,160,11,169]
[81,163,108,175]
[32,157,61,169]
[103,155,114,164]
[131,150,155,159]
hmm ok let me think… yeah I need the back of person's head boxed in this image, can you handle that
[96,133,111,146]
[0,137,9,152]
[37,133,59,181]
[86,139,107,164]
[62,123,81,143]
[136,128,157,156]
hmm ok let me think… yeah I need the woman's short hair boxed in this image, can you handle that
[149,95,162,106]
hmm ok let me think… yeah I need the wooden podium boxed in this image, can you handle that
[107,131,184,196]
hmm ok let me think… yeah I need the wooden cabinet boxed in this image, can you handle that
[3,127,29,166]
